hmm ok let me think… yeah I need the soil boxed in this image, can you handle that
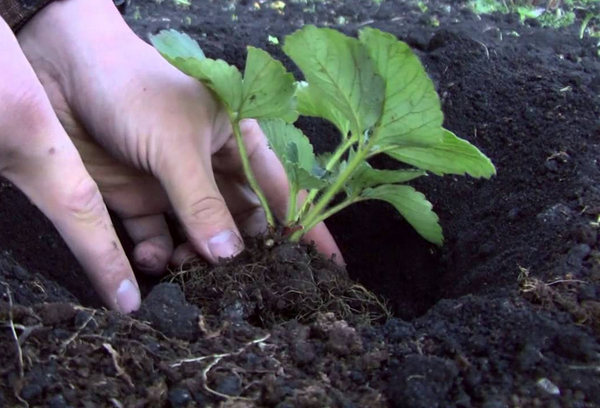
[2,0,600,407]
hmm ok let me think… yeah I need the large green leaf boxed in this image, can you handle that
[386,129,496,178]
[259,120,327,190]
[359,28,443,149]
[296,82,351,138]
[283,26,384,137]
[149,30,206,61]
[361,185,443,245]
[240,47,298,123]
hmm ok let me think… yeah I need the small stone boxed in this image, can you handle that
[52,328,72,341]
[508,208,521,220]
[515,345,541,371]
[349,370,365,383]
[48,394,70,408]
[553,332,597,361]
[536,378,560,395]
[326,321,363,356]
[544,160,558,172]
[136,284,201,341]
[214,375,242,397]
[384,318,415,342]
[168,388,192,407]
[571,224,598,246]
[292,340,316,365]
[482,400,508,408]
[577,284,597,302]
[536,204,574,226]
[21,384,43,401]
[566,244,591,268]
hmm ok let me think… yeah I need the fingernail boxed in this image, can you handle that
[116,280,141,313]
[208,230,243,261]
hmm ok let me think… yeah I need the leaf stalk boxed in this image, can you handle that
[232,119,275,227]
[294,135,357,223]
[291,146,370,241]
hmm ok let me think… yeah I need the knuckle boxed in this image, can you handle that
[0,85,51,167]
[185,194,229,225]
[64,177,108,224]
[0,84,48,129]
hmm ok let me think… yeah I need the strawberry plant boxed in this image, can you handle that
[150,25,495,246]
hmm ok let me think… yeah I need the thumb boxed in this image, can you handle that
[158,143,244,263]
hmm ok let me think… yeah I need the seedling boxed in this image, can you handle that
[150,25,495,246]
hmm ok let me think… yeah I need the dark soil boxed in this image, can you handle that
[2,0,600,406]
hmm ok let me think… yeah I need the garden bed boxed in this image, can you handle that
[1,0,600,406]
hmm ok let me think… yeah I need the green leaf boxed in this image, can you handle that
[296,82,351,137]
[347,161,426,195]
[149,30,206,61]
[359,28,444,149]
[240,47,298,123]
[150,30,242,113]
[385,129,496,178]
[283,26,384,137]
[259,120,327,190]
[169,58,243,114]
[361,185,443,245]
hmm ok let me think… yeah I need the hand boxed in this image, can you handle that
[0,16,141,312]
[14,0,342,311]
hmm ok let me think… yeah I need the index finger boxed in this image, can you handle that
[0,17,140,312]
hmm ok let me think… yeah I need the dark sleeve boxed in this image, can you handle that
[0,0,54,32]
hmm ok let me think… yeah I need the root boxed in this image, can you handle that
[170,333,271,401]
[60,309,97,354]
[103,343,135,388]
[1,282,28,407]
[518,266,594,327]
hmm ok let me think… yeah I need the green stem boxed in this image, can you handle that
[301,197,356,234]
[232,119,275,228]
[580,13,594,39]
[294,136,357,222]
[290,147,369,242]
[286,183,299,225]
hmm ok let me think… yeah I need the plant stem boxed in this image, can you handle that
[294,136,357,222]
[301,197,356,234]
[286,183,298,225]
[580,13,594,39]
[290,147,369,241]
[232,120,275,228]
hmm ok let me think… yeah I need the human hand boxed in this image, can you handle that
[15,0,342,311]
[0,16,142,313]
